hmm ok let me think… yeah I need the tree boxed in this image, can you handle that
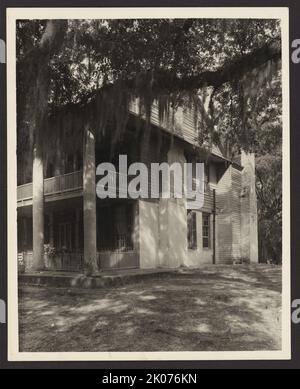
[252,74,282,264]
[18,20,67,270]
[256,152,282,264]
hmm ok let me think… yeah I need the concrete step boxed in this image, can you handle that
[18,268,176,289]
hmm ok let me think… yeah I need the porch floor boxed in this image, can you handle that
[19,268,177,289]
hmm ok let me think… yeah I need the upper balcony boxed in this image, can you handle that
[17,170,83,207]
[17,169,215,212]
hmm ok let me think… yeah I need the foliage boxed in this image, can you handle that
[252,72,282,264]
[256,151,282,264]
[16,19,281,148]
[44,244,56,258]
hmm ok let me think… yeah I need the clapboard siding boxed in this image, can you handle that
[231,167,242,260]
[129,99,198,146]
[215,165,243,263]
[202,190,214,212]
[129,98,230,167]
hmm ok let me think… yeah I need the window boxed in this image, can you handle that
[65,153,74,174]
[202,213,210,248]
[76,151,83,171]
[114,204,134,250]
[187,210,197,249]
[97,203,134,251]
[46,162,54,178]
[204,163,210,192]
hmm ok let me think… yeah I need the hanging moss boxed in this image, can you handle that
[18,46,281,172]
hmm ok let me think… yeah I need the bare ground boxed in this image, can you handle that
[18,264,282,352]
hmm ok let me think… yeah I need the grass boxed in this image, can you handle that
[18,264,282,352]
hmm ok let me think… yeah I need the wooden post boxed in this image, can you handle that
[212,189,216,264]
[83,128,97,274]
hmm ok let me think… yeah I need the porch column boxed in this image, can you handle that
[83,128,97,274]
[241,151,258,263]
[32,145,45,270]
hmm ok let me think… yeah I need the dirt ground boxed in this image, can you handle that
[18,264,282,352]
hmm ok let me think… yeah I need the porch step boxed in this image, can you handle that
[18,268,176,289]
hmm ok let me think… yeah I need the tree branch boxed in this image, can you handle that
[128,39,281,93]
[19,20,68,64]
[49,38,281,112]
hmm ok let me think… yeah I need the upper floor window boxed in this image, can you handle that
[63,151,83,174]
[65,153,74,174]
[76,151,83,171]
[45,162,54,178]
[204,163,210,192]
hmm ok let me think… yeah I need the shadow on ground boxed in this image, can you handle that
[18,264,282,352]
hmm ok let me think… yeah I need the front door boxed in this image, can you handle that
[58,222,72,251]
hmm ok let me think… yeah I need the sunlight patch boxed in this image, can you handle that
[138,295,157,301]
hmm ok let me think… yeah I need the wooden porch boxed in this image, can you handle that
[18,248,139,273]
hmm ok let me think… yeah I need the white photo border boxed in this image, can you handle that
[7,7,290,361]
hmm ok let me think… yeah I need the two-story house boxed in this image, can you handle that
[17,98,258,272]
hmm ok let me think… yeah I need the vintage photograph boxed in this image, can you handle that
[7,8,289,359]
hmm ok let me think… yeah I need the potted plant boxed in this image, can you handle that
[44,244,56,269]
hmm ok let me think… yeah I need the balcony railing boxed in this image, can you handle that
[17,169,214,211]
[17,170,83,202]
[44,170,83,195]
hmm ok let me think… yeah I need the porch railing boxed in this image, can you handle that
[44,170,83,195]
[17,169,215,211]
[17,170,83,202]
[46,252,84,272]
[18,249,138,272]
[18,251,84,272]
[98,234,134,252]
